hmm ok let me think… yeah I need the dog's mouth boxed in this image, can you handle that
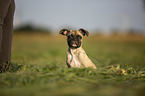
[68,41,81,48]
[72,43,77,47]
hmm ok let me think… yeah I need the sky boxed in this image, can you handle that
[14,0,145,33]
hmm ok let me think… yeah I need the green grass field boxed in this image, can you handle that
[0,33,145,96]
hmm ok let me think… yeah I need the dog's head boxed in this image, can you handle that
[59,28,89,48]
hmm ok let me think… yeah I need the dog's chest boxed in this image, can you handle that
[67,48,84,68]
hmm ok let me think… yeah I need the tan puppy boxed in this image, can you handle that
[59,28,97,69]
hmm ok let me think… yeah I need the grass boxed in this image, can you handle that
[0,33,145,96]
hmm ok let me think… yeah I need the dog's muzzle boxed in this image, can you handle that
[67,39,81,48]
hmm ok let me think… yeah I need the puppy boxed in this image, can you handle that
[59,28,97,69]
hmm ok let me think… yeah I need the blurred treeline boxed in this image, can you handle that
[14,23,145,36]
[14,23,51,35]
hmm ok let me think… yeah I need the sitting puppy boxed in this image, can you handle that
[59,28,97,69]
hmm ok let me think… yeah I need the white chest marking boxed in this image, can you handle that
[69,50,81,67]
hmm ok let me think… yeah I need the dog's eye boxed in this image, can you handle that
[68,35,71,38]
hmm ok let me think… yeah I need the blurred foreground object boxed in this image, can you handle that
[0,0,15,72]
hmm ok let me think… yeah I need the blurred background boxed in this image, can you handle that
[12,0,145,67]
[14,0,145,35]
[1,0,145,96]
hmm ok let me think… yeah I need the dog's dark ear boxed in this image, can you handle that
[59,29,70,36]
[79,28,89,36]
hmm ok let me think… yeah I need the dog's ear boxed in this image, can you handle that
[59,29,70,36]
[79,28,89,36]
